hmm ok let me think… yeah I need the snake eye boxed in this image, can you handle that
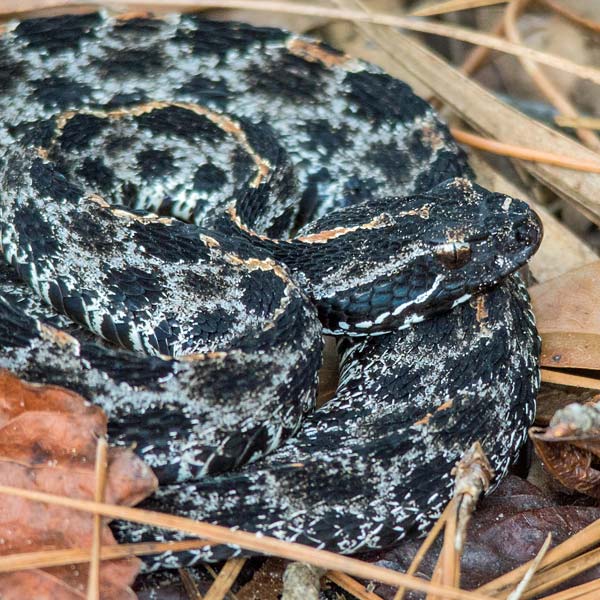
[433,241,471,269]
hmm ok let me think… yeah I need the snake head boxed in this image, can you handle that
[290,177,542,335]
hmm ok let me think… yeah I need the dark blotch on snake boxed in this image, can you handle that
[14,13,100,53]
[177,75,231,109]
[30,76,93,111]
[135,106,226,145]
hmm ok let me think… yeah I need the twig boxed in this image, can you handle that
[460,15,505,76]
[409,0,508,18]
[450,129,600,173]
[504,0,600,151]
[4,0,600,87]
[540,577,600,600]
[0,484,494,600]
[204,558,246,600]
[87,436,108,600]
[180,568,205,599]
[428,444,494,600]
[394,501,456,600]
[327,570,385,600]
[426,497,460,600]
[506,533,552,600]
[555,116,600,131]
[540,369,600,391]
[0,540,213,572]
[541,0,600,34]
[520,545,600,599]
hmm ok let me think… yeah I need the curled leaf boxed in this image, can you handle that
[530,400,600,497]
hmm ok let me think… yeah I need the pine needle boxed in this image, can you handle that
[4,0,600,88]
[451,129,600,173]
[87,436,108,600]
[0,483,493,600]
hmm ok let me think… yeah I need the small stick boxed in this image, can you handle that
[426,498,460,600]
[87,436,108,600]
[539,577,600,600]
[518,545,600,599]
[427,444,493,600]
[327,570,385,600]
[409,0,508,18]
[0,540,212,572]
[439,497,461,595]
[204,558,246,600]
[179,568,204,600]
[555,116,600,131]
[0,483,494,600]
[394,501,456,600]
[540,370,600,390]
[450,129,600,174]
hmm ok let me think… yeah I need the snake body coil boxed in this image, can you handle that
[0,12,542,569]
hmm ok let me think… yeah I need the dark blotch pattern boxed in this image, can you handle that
[366,141,412,185]
[76,157,116,193]
[14,13,100,53]
[9,118,56,149]
[0,44,25,96]
[30,158,82,203]
[12,202,61,260]
[193,163,227,193]
[302,120,350,158]
[344,71,428,125]
[137,148,176,180]
[176,17,286,58]
[57,113,105,152]
[135,106,226,144]
[93,47,164,77]
[31,76,93,110]
[246,51,326,101]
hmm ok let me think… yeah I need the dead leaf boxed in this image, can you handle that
[530,261,600,370]
[530,397,600,497]
[0,369,158,600]
[367,476,600,599]
[535,385,600,426]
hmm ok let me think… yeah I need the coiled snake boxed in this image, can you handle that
[0,12,542,570]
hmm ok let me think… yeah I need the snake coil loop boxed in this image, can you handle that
[0,12,541,569]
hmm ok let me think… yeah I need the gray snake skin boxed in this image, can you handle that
[0,12,542,570]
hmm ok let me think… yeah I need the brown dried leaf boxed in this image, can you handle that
[368,477,600,599]
[0,369,158,599]
[535,385,600,426]
[530,399,600,498]
[530,262,600,370]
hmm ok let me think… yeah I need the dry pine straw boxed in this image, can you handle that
[0,484,493,600]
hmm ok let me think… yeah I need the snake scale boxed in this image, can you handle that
[0,12,542,570]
